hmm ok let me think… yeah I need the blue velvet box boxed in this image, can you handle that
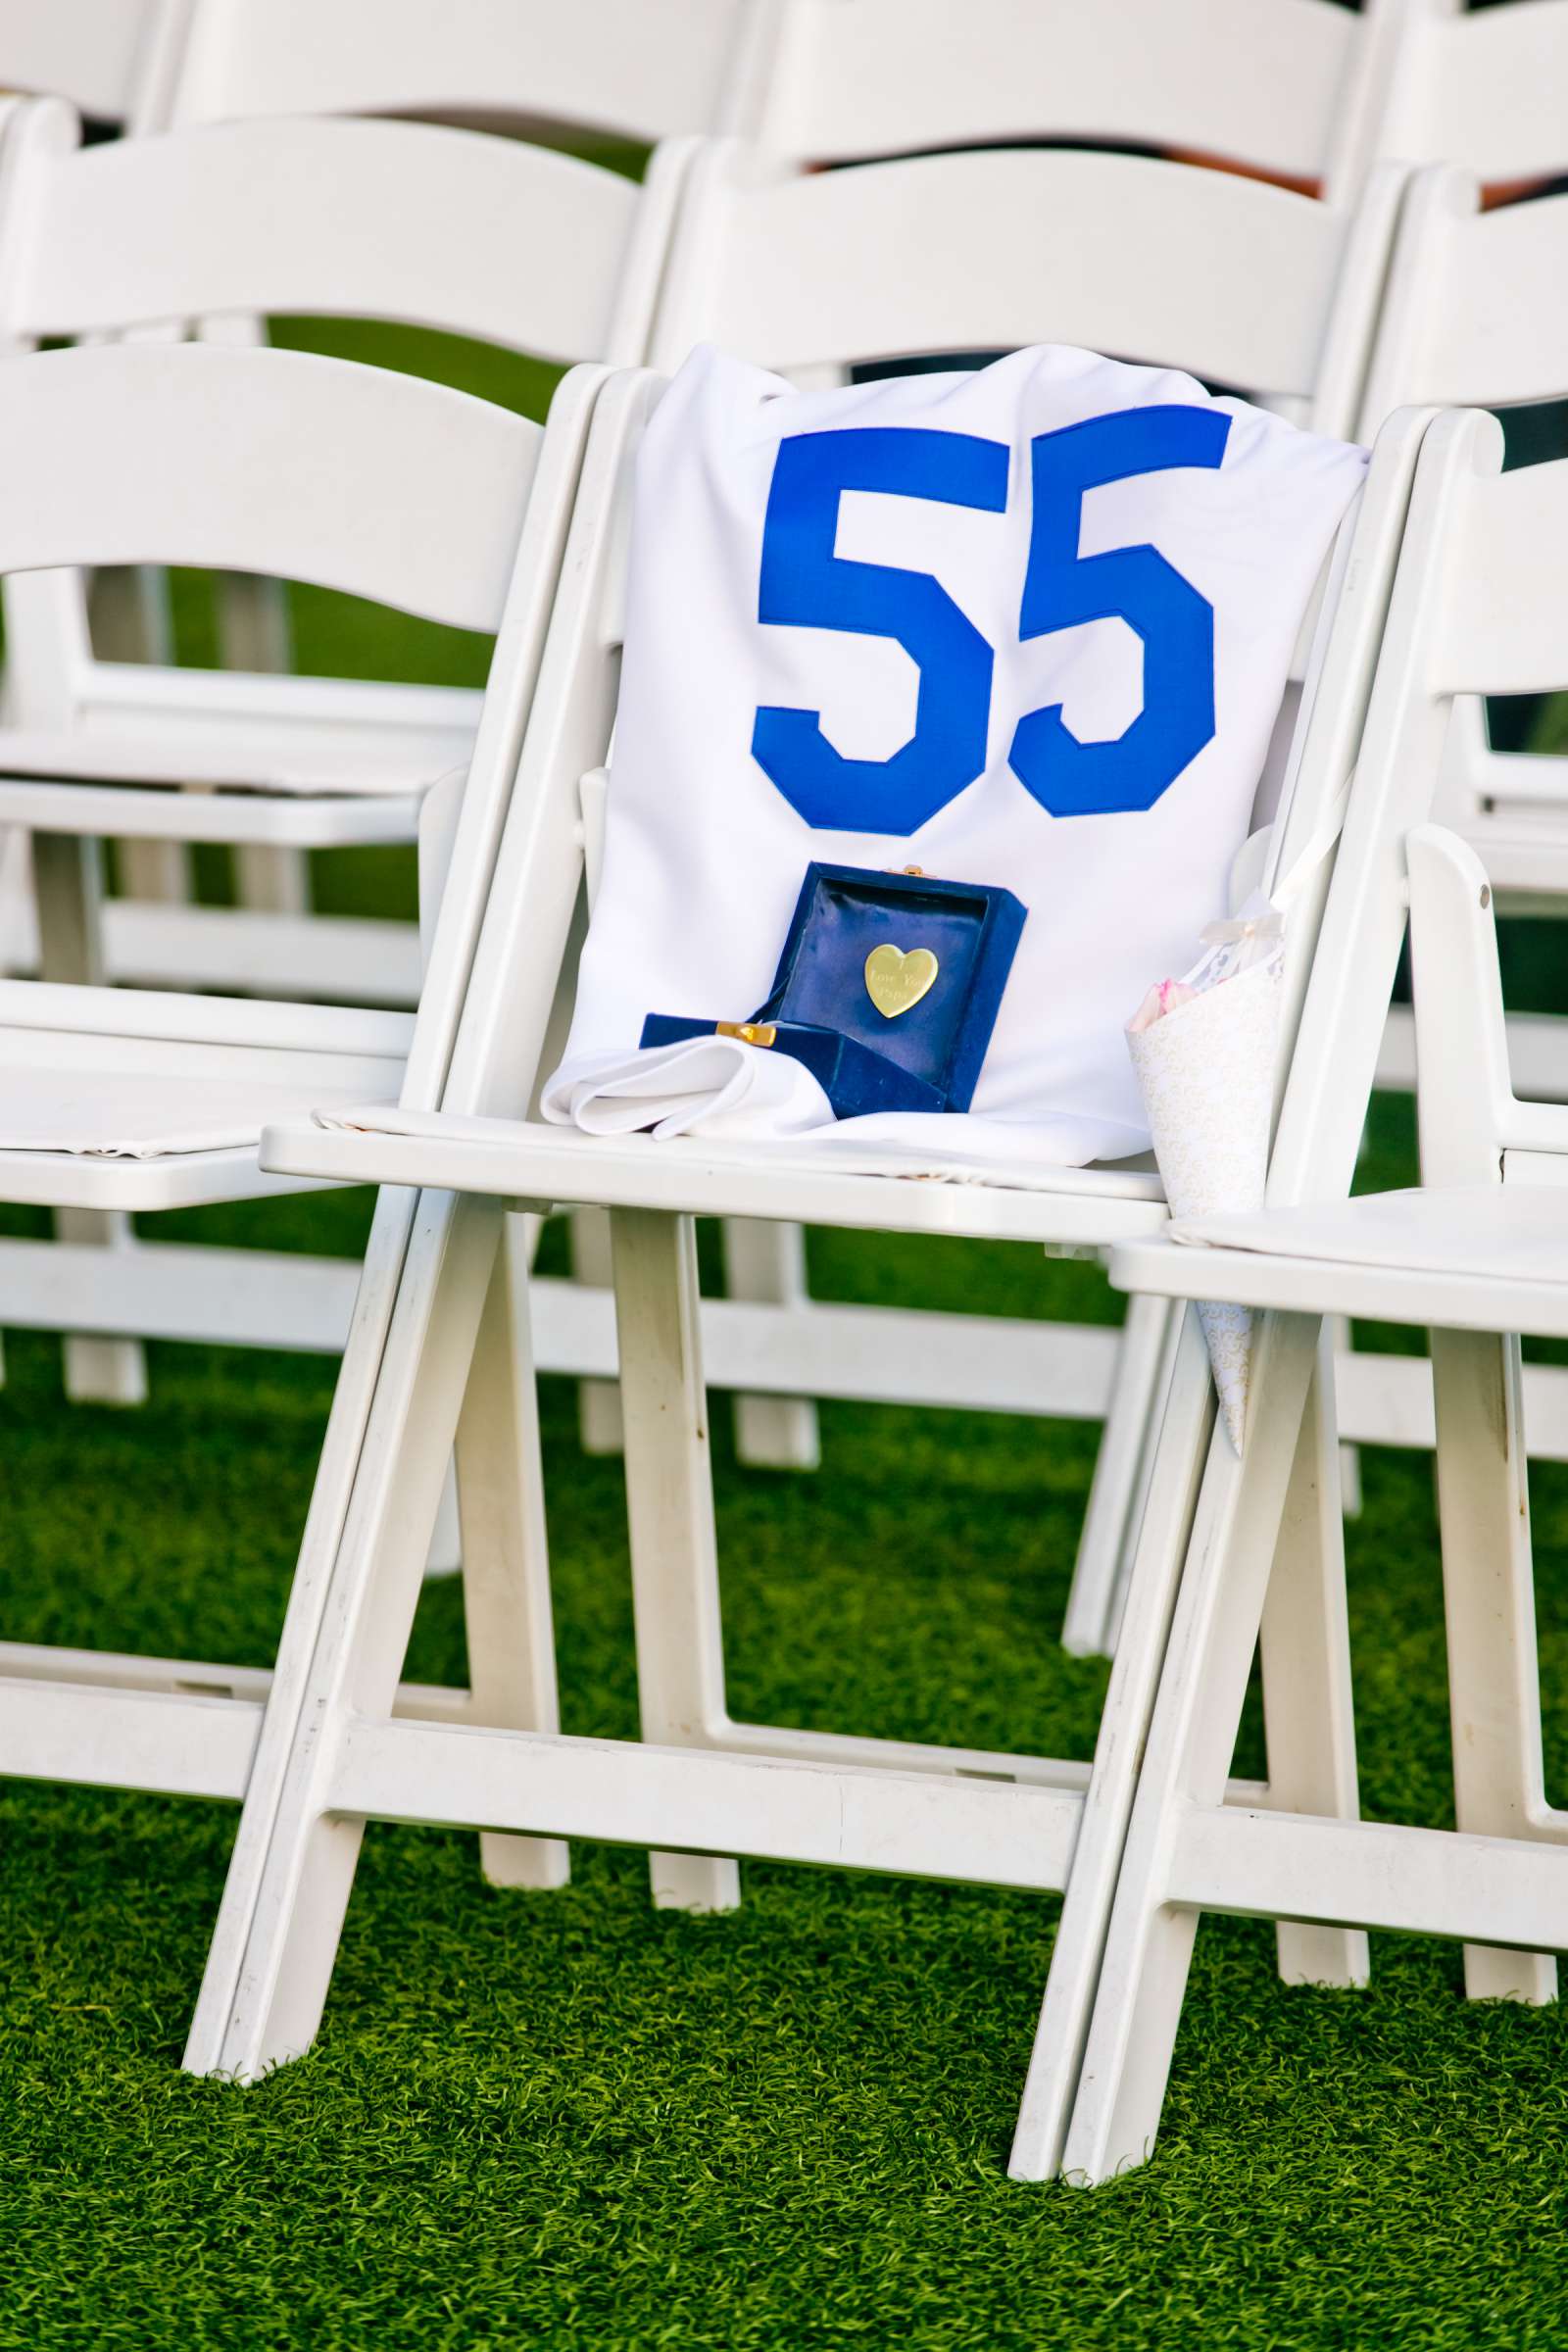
[639,861,1026,1120]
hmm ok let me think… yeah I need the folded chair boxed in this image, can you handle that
[0,96,684,1413]
[1058,406,1568,2182]
[0,337,613,1892]
[212,363,1434,2143]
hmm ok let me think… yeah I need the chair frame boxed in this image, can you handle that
[0,338,614,1889]
[1061,405,1568,2182]
[191,378,1432,2156]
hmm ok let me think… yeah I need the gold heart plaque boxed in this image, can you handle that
[864,942,938,1019]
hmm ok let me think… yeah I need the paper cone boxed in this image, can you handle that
[1126,955,1283,1449]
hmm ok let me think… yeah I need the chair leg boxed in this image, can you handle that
[570,1206,625,1454]
[1056,1310,1324,2184]
[424,1461,463,1577]
[1431,1326,1557,2003]
[85,566,191,906]
[233,842,312,918]
[187,1190,505,2081]
[454,1213,570,1892]
[1332,1314,1363,1518]
[219,566,312,920]
[611,1207,741,1913]
[1062,1293,1174,1657]
[1259,1324,1369,1989]
[722,1219,821,1471]
[31,830,148,1405]
[1009,1307,1215,2181]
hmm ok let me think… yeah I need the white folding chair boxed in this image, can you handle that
[202,350,1434,2140]
[112,0,1457,1488]
[640,131,1404,1621]
[0,332,614,1884]
[0,0,773,953]
[1057,405,1568,2182]
[0,96,685,1410]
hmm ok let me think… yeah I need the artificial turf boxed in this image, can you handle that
[7,307,1568,2349]
[10,1135,1568,2351]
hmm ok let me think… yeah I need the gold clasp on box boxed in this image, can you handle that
[715,1020,777,1049]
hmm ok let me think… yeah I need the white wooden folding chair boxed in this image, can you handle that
[0,95,685,1413]
[1282,162,1568,1591]
[0,0,774,964]
[639,131,1407,1619]
[83,0,1410,1484]
[1054,405,1568,2182]
[0,332,615,1884]
[1071,140,1568,1658]
[208,339,1436,2136]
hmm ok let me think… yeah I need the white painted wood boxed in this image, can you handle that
[199,394,1429,2136]
[612,1207,741,1911]
[162,0,766,145]
[767,0,1363,181]
[720,1216,820,1471]
[1061,1295,1172,1660]
[1067,413,1568,2180]
[1257,1323,1368,1989]
[568,1205,626,1454]
[639,127,1396,1482]
[9,115,651,364]
[0,96,685,985]
[651,141,1399,438]
[453,1216,570,1890]
[264,1116,1171,1250]
[1382,0,1568,192]
[328,1716,1084,1893]
[0,97,706,1477]
[31,824,147,1401]
[0,0,165,123]
[0,348,611,1950]
[1168,1803,1568,1956]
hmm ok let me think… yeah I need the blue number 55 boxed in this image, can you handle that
[751,406,1231,834]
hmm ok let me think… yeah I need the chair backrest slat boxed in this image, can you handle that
[769,0,1360,178]
[651,144,1373,410]
[1399,0,1568,189]
[1360,172,1568,428]
[0,344,540,633]
[163,0,756,142]
[8,111,646,364]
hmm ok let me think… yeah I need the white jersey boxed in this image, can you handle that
[544,342,1365,1167]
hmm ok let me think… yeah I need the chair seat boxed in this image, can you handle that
[260,1106,1169,1248]
[1108,1183,1568,1339]
[0,1066,399,1209]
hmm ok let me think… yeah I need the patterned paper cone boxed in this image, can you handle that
[1126,954,1283,1450]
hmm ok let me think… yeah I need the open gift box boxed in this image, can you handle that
[641,861,1027,1118]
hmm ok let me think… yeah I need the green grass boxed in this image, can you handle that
[9,314,1568,2347]
[7,1102,1568,2348]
